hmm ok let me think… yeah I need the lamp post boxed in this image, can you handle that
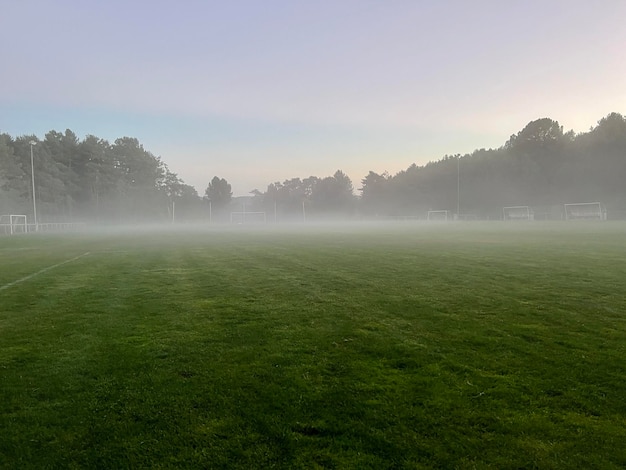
[29,141,38,232]
[456,155,460,218]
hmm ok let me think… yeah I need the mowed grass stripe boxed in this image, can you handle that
[1,224,626,468]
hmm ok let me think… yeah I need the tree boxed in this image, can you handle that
[310,170,355,216]
[572,112,626,203]
[11,135,70,222]
[0,134,28,214]
[43,129,80,218]
[359,171,391,215]
[503,118,569,204]
[505,118,564,150]
[204,176,232,208]
[110,137,167,220]
[74,135,117,220]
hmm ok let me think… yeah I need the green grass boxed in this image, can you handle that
[1,222,626,469]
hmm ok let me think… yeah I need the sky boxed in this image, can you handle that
[2,0,625,196]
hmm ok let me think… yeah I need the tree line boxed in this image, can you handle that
[355,112,626,219]
[0,131,202,223]
[1,112,625,223]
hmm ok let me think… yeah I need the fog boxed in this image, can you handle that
[2,115,626,233]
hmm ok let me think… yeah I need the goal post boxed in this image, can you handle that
[427,210,450,221]
[0,215,28,235]
[563,202,605,221]
[503,206,533,221]
[230,211,267,224]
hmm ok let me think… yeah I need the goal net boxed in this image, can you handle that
[427,210,450,221]
[503,206,533,221]
[230,211,267,224]
[0,214,28,235]
[564,202,605,221]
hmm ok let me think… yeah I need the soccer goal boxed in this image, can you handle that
[230,211,266,224]
[503,206,533,221]
[0,214,28,235]
[427,210,450,221]
[564,202,605,221]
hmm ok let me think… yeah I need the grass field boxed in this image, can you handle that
[1,222,625,469]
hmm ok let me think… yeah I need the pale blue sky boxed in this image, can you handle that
[2,0,625,195]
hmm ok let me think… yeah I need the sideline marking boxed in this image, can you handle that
[0,247,40,252]
[0,252,90,292]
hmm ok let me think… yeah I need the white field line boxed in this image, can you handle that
[0,247,40,252]
[0,252,90,292]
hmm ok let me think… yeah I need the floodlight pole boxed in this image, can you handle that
[29,141,38,232]
[456,155,460,217]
